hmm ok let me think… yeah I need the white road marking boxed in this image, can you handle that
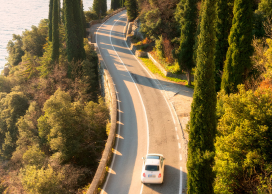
[98,11,184,194]
[109,15,149,154]
[96,12,150,194]
[175,127,177,131]
[180,154,182,161]
[179,167,183,194]
[178,143,181,149]
[177,134,179,140]
[98,13,150,194]
[121,15,184,194]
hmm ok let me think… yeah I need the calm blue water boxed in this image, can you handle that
[0,0,111,71]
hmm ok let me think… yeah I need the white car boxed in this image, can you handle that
[141,153,165,184]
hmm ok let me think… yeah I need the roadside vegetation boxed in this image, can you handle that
[130,0,272,193]
[0,0,109,193]
[1,0,272,193]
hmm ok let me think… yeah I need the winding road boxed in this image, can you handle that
[95,10,187,194]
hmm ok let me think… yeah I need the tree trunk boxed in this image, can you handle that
[187,68,192,86]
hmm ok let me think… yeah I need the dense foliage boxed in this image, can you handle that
[125,0,138,21]
[51,0,60,62]
[63,0,86,63]
[111,0,121,10]
[2,0,272,193]
[0,1,108,193]
[187,0,216,193]
[177,0,198,86]
[93,0,107,17]
[221,0,254,94]
[214,0,233,91]
[214,86,272,193]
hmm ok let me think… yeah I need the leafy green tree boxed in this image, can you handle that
[214,0,233,91]
[111,0,120,10]
[125,0,138,21]
[0,91,29,160]
[214,86,272,193]
[174,0,187,27]
[221,0,254,94]
[22,20,48,57]
[187,0,216,193]
[258,0,272,18]
[82,40,99,101]
[140,0,180,61]
[13,101,42,161]
[0,76,12,93]
[93,0,107,17]
[177,0,198,86]
[38,89,108,165]
[22,145,46,168]
[20,165,64,194]
[63,0,86,63]
[6,34,25,67]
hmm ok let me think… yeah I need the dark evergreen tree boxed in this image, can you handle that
[80,0,86,37]
[51,0,59,61]
[48,0,53,42]
[63,0,86,63]
[125,0,138,21]
[187,0,216,193]
[102,0,107,16]
[111,0,120,10]
[93,0,107,17]
[177,0,198,86]
[120,0,124,7]
[214,0,233,91]
[221,0,253,94]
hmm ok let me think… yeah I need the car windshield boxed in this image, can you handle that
[145,165,159,171]
[147,155,160,159]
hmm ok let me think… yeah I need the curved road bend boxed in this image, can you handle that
[96,10,186,194]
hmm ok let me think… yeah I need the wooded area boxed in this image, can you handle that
[1,0,272,193]
[0,0,109,193]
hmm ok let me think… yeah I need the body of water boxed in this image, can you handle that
[0,0,111,70]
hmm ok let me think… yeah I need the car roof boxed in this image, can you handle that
[146,153,164,157]
[145,158,160,165]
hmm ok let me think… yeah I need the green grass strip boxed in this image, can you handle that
[139,57,194,88]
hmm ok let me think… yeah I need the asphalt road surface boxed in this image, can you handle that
[96,10,187,194]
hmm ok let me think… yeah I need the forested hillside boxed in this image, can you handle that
[1,0,272,193]
[132,0,272,193]
[0,0,109,193]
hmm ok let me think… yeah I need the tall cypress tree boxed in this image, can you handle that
[111,0,120,10]
[102,0,107,15]
[177,0,198,86]
[120,0,124,7]
[93,0,107,17]
[48,0,53,42]
[63,0,86,63]
[221,0,253,94]
[187,0,216,193]
[125,0,138,21]
[214,0,233,91]
[51,0,59,61]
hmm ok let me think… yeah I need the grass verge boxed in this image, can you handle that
[139,57,194,88]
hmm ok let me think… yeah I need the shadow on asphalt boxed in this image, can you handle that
[143,165,187,194]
